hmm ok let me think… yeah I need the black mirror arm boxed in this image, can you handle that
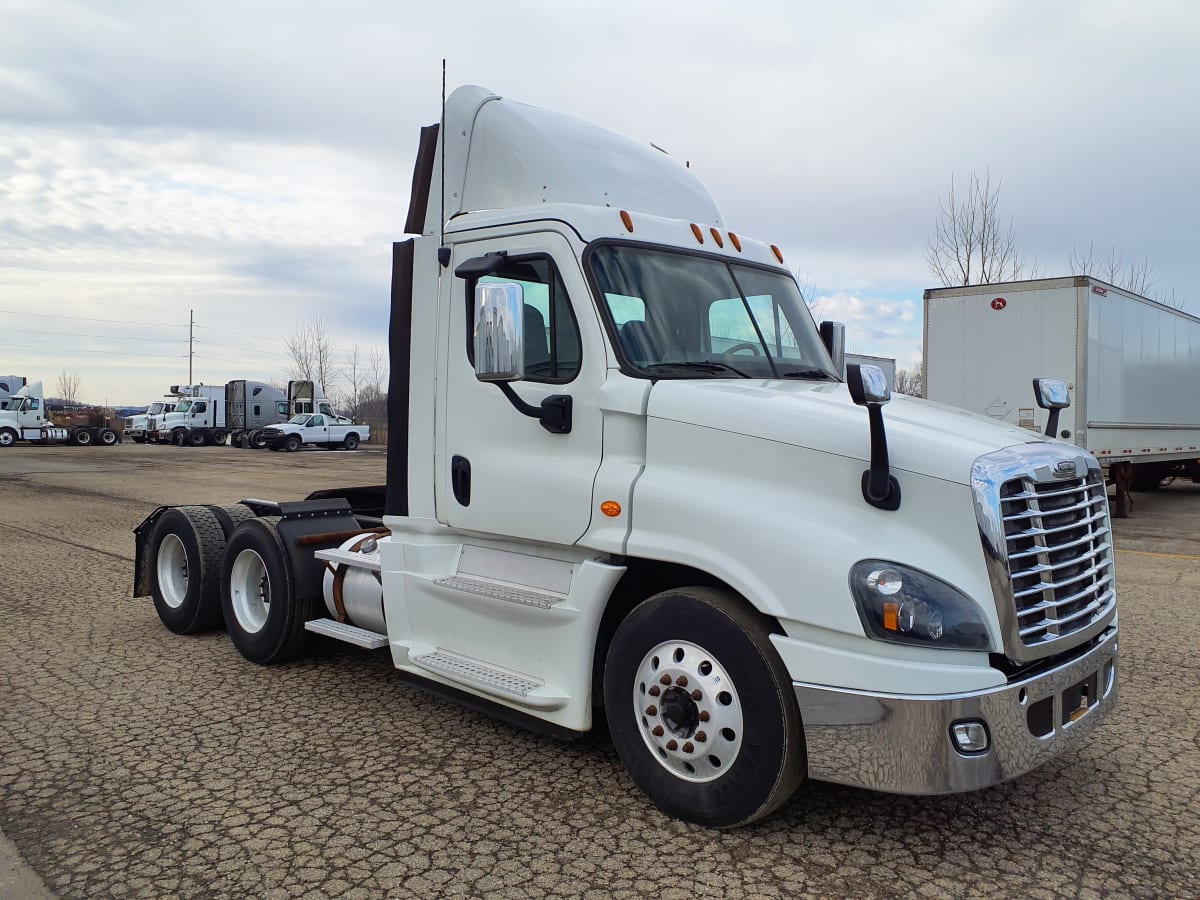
[496,383,573,434]
[862,402,901,510]
[1044,408,1061,438]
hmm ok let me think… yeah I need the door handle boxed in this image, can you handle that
[451,455,471,506]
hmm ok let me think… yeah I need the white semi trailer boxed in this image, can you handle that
[924,276,1200,515]
[134,87,1119,827]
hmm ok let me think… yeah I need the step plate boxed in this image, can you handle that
[305,618,388,649]
[433,575,561,609]
[411,650,542,697]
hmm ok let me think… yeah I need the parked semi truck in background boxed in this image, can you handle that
[150,385,227,445]
[0,375,28,405]
[925,276,1200,514]
[227,380,335,448]
[135,87,1118,827]
[125,400,178,443]
[0,381,120,447]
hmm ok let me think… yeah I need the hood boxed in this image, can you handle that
[647,379,1048,485]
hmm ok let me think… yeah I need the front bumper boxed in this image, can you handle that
[792,627,1117,794]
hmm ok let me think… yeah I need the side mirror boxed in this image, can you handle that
[473,282,525,382]
[819,321,846,377]
[1032,378,1070,438]
[847,364,891,405]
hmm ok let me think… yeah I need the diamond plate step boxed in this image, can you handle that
[433,575,562,609]
[305,618,389,649]
[411,650,542,697]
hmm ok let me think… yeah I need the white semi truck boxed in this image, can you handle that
[0,375,28,404]
[125,400,179,443]
[150,385,227,445]
[134,87,1118,827]
[0,381,120,447]
[925,276,1200,515]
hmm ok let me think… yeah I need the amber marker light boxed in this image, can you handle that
[690,223,704,243]
[883,601,900,632]
[600,501,622,517]
[729,232,742,252]
[771,244,785,263]
[620,210,634,232]
[709,228,724,248]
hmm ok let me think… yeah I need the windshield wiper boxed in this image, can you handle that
[780,367,838,380]
[645,361,752,378]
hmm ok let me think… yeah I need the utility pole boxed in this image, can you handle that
[189,309,194,385]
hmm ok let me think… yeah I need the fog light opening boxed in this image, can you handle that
[950,720,990,754]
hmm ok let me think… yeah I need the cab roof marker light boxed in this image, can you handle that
[729,232,742,252]
[709,228,724,248]
[771,244,784,264]
[690,223,705,244]
[620,210,634,232]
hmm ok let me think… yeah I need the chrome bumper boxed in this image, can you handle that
[793,627,1118,794]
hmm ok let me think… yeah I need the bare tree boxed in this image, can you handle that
[926,171,1035,287]
[797,275,825,321]
[284,314,340,393]
[894,367,923,398]
[56,369,82,404]
[1069,241,1158,295]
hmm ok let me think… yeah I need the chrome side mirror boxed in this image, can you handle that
[473,282,525,382]
[1032,378,1070,438]
[1033,378,1070,410]
[819,321,845,377]
[848,364,891,405]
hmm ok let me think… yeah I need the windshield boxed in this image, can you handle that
[289,415,310,425]
[590,245,839,380]
[174,400,192,413]
[148,402,164,415]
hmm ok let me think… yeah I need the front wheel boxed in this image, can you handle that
[283,435,302,452]
[99,428,118,446]
[604,587,805,827]
[0,428,16,448]
[171,430,187,447]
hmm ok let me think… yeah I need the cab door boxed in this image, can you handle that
[437,231,605,545]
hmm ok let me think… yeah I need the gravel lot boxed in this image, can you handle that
[1,442,1197,898]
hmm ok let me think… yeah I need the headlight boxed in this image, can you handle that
[849,560,992,651]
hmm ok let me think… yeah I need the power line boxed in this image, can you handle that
[2,326,187,344]
[193,337,289,358]
[0,341,188,358]
[191,354,287,371]
[0,308,185,328]
[194,322,288,345]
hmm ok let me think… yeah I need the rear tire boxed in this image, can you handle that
[148,506,227,634]
[99,428,118,446]
[231,433,243,448]
[249,430,268,450]
[207,503,258,539]
[72,429,93,446]
[342,433,360,451]
[188,430,208,447]
[221,517,312,664]
[212,429,228,445]
[0,428,16,448]
[603,587,805,828]
[132,435,146,444]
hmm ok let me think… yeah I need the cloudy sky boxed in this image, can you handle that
[2,0,1197,403]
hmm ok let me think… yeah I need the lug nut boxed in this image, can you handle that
[646,705,657,716]
[691,690,702,701]
[648,685,661,697]
[695,731,707,743]
[666,739,678,751]
[652,725,664,737]
[676,675,688,687]
[699,711,710,722]
[682,742,694,754]
[660,674,672,685]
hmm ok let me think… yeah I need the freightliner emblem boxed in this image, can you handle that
[1053,458,1078,478]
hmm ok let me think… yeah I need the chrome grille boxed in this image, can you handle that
[999,472,1115,650]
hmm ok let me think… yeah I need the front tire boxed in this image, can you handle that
[604,587,805,827]
[283,434,302,452]
[148,506,227,634]
[171,430,187,447]
[99,428,118,446]
[0,428,16,448]
[221,517,312,664]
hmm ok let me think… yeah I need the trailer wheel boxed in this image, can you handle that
[212,429,228,445]
[171,430,187,447]
[249,430,268,449]
[221,517,312,664]
[603,587,805,828]
[207,503,258,539]
[149,506,227,634]
[72,429,93,446]
[342,433,360,451]
[0,428,16,448]
[99,428,118,446]
[283,435,302,452]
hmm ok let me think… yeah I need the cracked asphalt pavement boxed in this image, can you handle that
[1,443,1197,898]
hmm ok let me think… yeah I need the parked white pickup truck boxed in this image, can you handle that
[260,413,369,451]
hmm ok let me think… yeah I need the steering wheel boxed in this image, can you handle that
[722,341,762,357]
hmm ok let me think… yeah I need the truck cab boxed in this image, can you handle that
[126,400,177,443]
[260,412,369,451]
[0,381,119,447]
[153,385,227,446]
[135,87,1118,827]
